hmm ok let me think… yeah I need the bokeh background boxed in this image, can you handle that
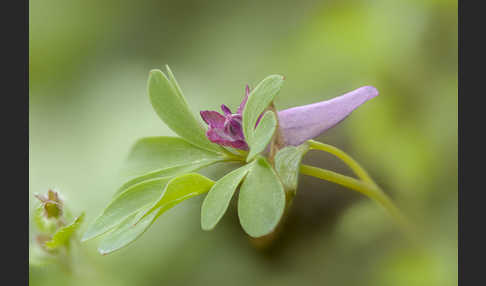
[29,0,457,285]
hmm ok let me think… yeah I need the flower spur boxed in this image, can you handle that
[200,85,379,149]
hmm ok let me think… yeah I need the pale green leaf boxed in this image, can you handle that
[201,163,253,230]
[97,206,161,255]
[148,68,224,153]
[98,173,214,255]
[238,156,286,237]
[246,111,277,162]
[45,213,85,249]
[274,143,310,191]
[242,75,284,145]
[137,173,214,222]
[122,136,226,181]
[116,161,217,196]
[165,65,185,101]
[82,178,169,241]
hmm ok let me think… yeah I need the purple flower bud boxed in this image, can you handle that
[200,85,378,150]
[278,86,379,146]
[200,85,251,150]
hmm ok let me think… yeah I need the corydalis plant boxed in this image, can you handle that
[83,65,411,255]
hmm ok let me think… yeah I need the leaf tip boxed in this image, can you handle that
[201,223,214,232]
[148,69,161,76]
[98,248,109,256]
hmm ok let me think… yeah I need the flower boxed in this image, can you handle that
[278,86,379,146]
[200,85,250,150]
[201,85,378,149]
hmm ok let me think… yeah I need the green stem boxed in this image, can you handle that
[308,140,374,185]
[300,164,415,239]
[306,140,415,233]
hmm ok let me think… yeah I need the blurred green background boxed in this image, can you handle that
[29,0,457,285]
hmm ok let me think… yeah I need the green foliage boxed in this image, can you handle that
[85,68,235,252]
[238,156,286,237]
[117,163,215,195]
[84,69,299,251]
[274,143,310,192]
[82,178,170,241]
[242,75,284,147]
[116,136,226,195]
[122,136,226,180]
[97,206,160,255]
[31,1,458,283]
[97,173,214,254]
[45,213,85,250]
[137,173,215,221]
[201,164,253,230]
[246,111,277,162]
[30,190,85,270]
[147,67,225,153]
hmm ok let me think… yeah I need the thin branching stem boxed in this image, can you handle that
[301,141,417,240]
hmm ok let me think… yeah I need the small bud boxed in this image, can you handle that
[35,189,63,219]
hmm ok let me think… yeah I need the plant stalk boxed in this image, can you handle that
[299,164,411,231]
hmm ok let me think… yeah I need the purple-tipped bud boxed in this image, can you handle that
[201,85,378,150]
[200,86,250,150]
[278,86,379,146]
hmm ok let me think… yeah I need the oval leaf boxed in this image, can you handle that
[45,213,85,249]
[136,173,214,222]
[99,174,215,255]
[246,111,277,162]
[122,136,226,181]
[165,65,185,101]
[237,156,286,237]
[148,68,224,153]
[274,143,309,191]
[82,178,169,241]
[201,164,252,230]
[117,161,218,196]
[97,206,160,255]
[242,75,284,145]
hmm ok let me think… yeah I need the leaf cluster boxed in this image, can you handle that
[83,66,308,254]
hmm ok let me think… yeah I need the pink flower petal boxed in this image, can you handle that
[200,110,226,128]
[221,105,233,116]
[237,85,250,114]
[206,128,248,150]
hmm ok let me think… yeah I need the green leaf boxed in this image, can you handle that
[136,173,214,222]
[148,67,224,153]
[45,213,85,250]
[246,111,277,162]
[274,143,310,191]
[237,156,286,237]
[242,75,284,145]
[97,206,161,255]
[201,163,253,230]
[98,173,214,255]
[122,136,226,181]
[165,65,185,101]
[82,178,169,242]
[117,161,217,196]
